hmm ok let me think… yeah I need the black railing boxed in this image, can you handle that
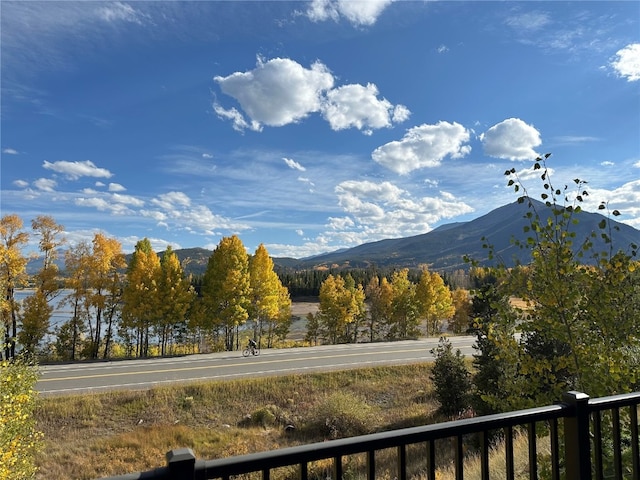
[101,391,640,480]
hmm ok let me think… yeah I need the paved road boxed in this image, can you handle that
[37,336,477,396]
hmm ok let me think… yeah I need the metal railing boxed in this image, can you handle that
[101,390,640,480]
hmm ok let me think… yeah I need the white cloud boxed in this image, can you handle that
[151,191,192,209]
[504,11,551,31]
[75,197,132,215]
[372,121,472,174]
[212,104,262,132]
[214,57,334,129]
[202,153,213,159]
[2,148,19,155]
[215,57,406,135]
[13,180,29,188]
[584,179,640,229]
[437,45,449,54]
[97,2,147,25]
[33,178,57,192]
[43,160,113,180]
[322,83,410,134]
[283,157,306,171]
[111,193,144,207]
[332,180,474,242]
[611,43,640,82]
[108,183,126,192]
[306,0,394,27]
[480,118,541,160]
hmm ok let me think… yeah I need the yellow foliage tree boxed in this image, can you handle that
[202,235,251,351]
[415,267,454,336]
[0,215,29,360]
[0,356,42,480]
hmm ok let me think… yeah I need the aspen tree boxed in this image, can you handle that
[156,246,194,355]
[415,268,454,336]
[60,241,92,360]
[122,238,161,357]
[317,274,365,344]
[87,234,126,359]
[202,235,251,351]
[0,215,29,360]
[248,244,282,345]
[365,275,393,341]
[388,269,420,340]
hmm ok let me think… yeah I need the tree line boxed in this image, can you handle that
[1,217,473,362]
[0,221,294,361]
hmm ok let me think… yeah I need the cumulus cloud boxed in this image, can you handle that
[2,148,19,155]
[214,57,407,134]
[322,83,410,134]
[151,191,191,209]
[480,118,541,160]
[611,43,640,82]
[43,160,113,179]
[111,193,144,207]
[372,121,471,174]
[305,0,394,26]
[108,183,126,192]
[333,180,474,241]
[214,57,334,129]
[75,196,133,215]
[13,180,29,188]
[33,178,57,192]
[283,157,306,171]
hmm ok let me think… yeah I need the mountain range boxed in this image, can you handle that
[274,198,640,272]
[27,199,640,276]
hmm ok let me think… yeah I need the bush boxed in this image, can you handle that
[250,405,280,428]
[307,391,373,439]
[0,355,42,480]
[430,337,471,417]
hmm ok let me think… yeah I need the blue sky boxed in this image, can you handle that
[2,1,639,258]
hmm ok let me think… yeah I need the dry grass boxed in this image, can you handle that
[35,364,441,479]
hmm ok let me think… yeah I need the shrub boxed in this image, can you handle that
[307,391,373,439]
[0,355,42,480]
[430,337,471,417]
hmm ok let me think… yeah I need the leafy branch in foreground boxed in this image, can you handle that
[0,354,42,480]
[468,154,639,411]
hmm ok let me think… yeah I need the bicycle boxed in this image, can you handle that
[242,344,260,357]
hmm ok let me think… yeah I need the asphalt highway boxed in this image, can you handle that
[36,336,477,396]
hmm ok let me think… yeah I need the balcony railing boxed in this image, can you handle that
[100,390,640,480]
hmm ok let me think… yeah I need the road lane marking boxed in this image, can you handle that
[39,358,429,395]
[38,346,440,383]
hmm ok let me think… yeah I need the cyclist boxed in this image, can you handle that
[248,338,258,353]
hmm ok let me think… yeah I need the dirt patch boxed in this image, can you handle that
[291,301,319,318]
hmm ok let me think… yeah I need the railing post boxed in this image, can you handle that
[166,448,196,480]
[562,391,591,479]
